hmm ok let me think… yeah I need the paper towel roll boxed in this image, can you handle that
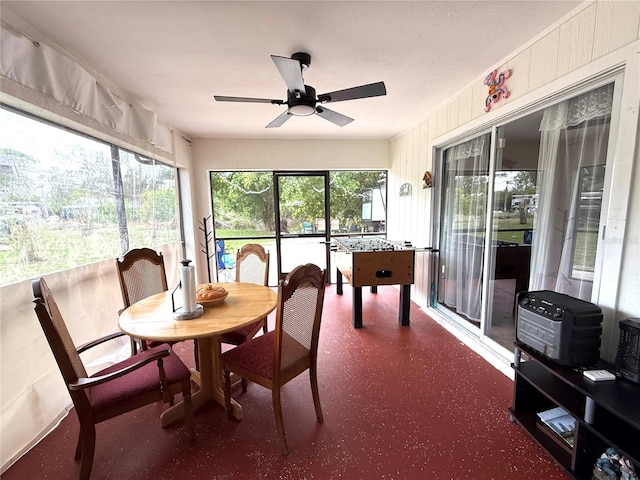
[179,259,197,314]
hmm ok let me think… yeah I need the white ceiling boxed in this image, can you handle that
[3,1,583,140]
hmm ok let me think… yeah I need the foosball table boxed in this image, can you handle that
[331,237,415,328]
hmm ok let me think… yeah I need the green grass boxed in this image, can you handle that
[214,229,275,255]
[0,222,178,286]
[493,214,534,243]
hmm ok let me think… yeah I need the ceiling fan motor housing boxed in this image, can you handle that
[288,85,316,116]
[291,52,311,70]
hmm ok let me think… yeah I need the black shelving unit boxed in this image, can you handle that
[510,342,640,479]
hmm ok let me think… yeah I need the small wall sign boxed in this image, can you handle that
[400,182,413,196]
[422,172,432,189]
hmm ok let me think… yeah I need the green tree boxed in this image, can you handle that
[330,171,385,227]
[278,175,325,230]
[511,171,537,193]
[211,172,274,230]
[0,148,38,201]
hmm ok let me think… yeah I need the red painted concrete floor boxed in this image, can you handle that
[4,285,570,479]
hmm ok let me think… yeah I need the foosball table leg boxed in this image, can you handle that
[399,284,411,326]
[353,286,363,328]
[336,267,343,295]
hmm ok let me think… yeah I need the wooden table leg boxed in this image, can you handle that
[159,336,244,427]
[207,336,243,419]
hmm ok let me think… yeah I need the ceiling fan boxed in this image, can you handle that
[214,52,386,128]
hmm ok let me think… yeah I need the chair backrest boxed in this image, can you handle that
[32,277,88,388]
[274,264,326,372]
[116,248,168,309]
[235,243,269,286]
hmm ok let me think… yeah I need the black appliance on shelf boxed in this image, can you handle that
[516,290,603,367]
[615,317,640,384]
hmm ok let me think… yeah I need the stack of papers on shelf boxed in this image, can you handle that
[537,406,575,447]
[583,369,616,381]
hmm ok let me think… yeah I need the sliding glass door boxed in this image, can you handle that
[274,172,329,280]
[438,134,490,327]
[435,82,615,353]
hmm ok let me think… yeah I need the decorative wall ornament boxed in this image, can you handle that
[484,68,512,112]
[399,182,413,196]
[422,171,432,189]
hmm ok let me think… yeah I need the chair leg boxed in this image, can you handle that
[74,430,82,460]
[310,365,323,423]
[241,378,248,393]
[181,379,195,443]
[129,336,138,356]
[193,340,200,371]
[223,370,233,418]
[272,388,289,455]
[78,425,96,480]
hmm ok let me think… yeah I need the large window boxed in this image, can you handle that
[210,170,386,283]
[210,170,386,245]
[330,171,387,234]
[0,107,178,286]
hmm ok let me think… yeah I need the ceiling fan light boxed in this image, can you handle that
[289,104,315,116]
[287,85,316,116]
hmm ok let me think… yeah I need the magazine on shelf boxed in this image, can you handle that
[537,406,575,447]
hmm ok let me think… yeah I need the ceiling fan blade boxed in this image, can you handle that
[271,55,306,94]
[317,81,387,104]
[265,110,292,128]
[315,107,354,127]
[214,95,284,105]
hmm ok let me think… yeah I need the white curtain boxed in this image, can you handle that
[440,134,489,321]
[529,84,613,299]
[0,241,183,472]
[0,24,173,155]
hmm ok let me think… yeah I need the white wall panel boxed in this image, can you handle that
[505,49,532,105]
[593,1,640,60]
[447,97,459,132]
[436,105,448,138]
[387,134,406,237]
[428,115,438,148]
[457,86,474,126]
[529,29,561,91]
[557,3,597,77]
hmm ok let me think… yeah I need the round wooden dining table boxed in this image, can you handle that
[119,282,277,424]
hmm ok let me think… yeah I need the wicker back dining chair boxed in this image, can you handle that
[116,247,200,368]
[115,248,169,354]
[32,277,194,480]
[221,263,326,454]
[219,243,270,346]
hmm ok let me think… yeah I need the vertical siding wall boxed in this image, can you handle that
[388,1,640,323]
